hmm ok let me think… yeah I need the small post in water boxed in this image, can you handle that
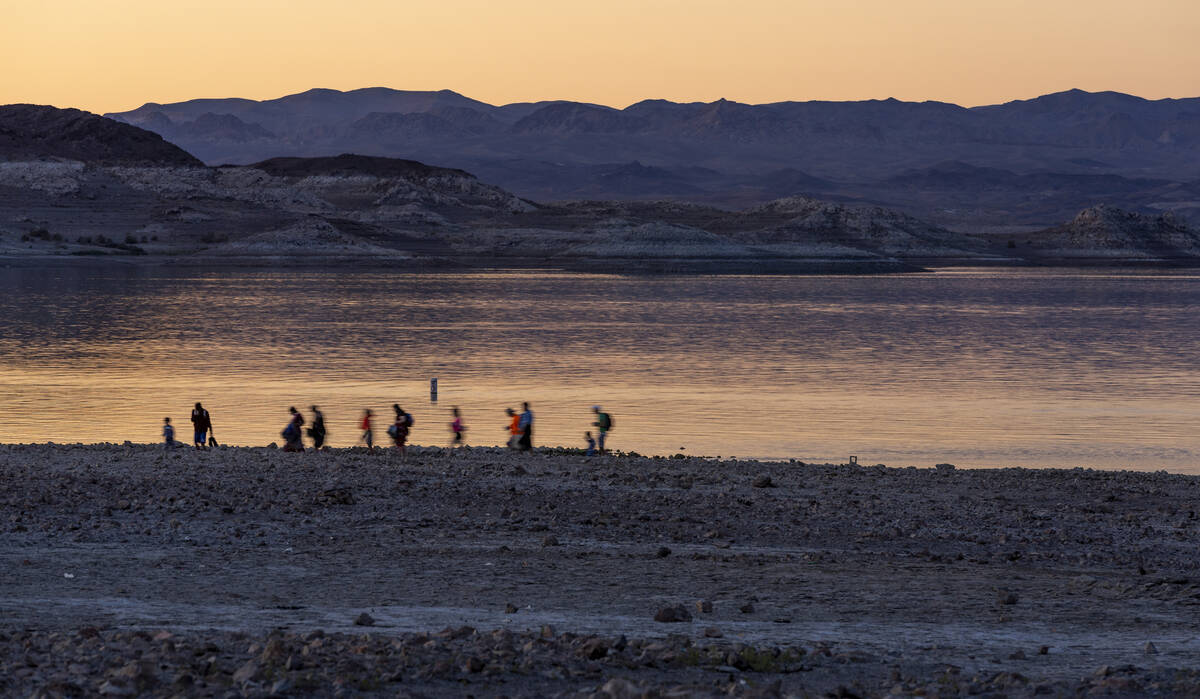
[430,377,438,403]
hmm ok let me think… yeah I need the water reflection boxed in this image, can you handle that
[2,266,1199,470]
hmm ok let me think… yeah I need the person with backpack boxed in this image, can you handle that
[282,406,305,452]
[592,405,613,455]
[190,402,212,450]
[388,404,413,460]
[308,405,327,449]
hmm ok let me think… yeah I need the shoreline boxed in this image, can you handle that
[7,252,1200,274]
[4,443,1200,695]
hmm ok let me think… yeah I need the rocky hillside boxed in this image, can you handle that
[0,104,202,167]
[1021,206,1200,259]
[12,103,1200,270]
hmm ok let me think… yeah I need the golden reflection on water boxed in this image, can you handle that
[2,266,1200,471]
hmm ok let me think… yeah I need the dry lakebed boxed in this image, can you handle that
[3,443,1200,697]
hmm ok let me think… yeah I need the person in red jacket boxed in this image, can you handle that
[359,409,374,452]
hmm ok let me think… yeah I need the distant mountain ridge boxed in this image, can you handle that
[101,87,1200,227]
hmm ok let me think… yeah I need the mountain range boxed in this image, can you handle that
[104,87,1200,228]
[4,102,1200,271]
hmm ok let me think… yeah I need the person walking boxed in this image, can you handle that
[308,405,327,449]
[505,408,521,449]
[359,409,374,452]
[388,405,412,460]
[449,407,465,448]
[517,402,534,451]
[190,402,212,449]
[282,406,305,452]
[592,406,613,455]
[584,431,596,456]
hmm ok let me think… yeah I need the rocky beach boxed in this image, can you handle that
[3,443,1200,696]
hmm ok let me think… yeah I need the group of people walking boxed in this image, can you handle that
[162,401,614,455]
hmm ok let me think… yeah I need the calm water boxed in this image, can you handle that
[2,265,1200,471]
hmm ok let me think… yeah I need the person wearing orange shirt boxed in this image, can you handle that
[506,408,521,449]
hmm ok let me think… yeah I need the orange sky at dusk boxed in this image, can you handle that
[3,0,1198,114]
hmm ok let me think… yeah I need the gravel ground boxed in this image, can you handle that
[3,442,1200,697]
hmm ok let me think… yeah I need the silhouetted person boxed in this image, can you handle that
[505,408,520,449]
[584,431,596,456]
[163,417,180,449]
[282,406,304,452]
[190,402,212,449]
[359,409,374,451]
[449,407,465,448]
[308,405,327,449]
[388,405,412,461]
[518,402,533,451]
[592,405,613,455]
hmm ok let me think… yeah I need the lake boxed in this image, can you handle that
[2,264,1200,471]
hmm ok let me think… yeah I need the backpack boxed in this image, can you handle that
[600,413,613,430]
[386,423,399,438]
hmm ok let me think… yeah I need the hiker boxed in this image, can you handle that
[359,409,374,451]
[190,402,212,449]
[505,408,521,449]
[584,431,596,456]
[308,405,327,449]
[449,407,465,448]
[388,405,413,460]
[592,406,613,454]
[282,406,305,452]
[163,417,180,449]
[518,402,534,451]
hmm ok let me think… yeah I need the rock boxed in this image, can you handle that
[704,627,723,638]
[462,656,484,673]
[598,677,642,699]
[504,602,518,614]
[739,602,755,614]
[541,535,559,547]
[353,612,375,626]
[578,637,610,659]
[232,658,262,684]
[752,475,775,488]
[1144,641,1158,654]
[654,605,692,623]
[1039,645,1050,655]
[540,624,555,639]
[696,600,713,613]
[97,680,134,696]
[656,546,671,558]
[112,660,157,692]
[935,463,956,470]
[1009,650,1026,660]
[260,637,286,662]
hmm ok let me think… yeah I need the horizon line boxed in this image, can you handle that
[90,86,1200,116]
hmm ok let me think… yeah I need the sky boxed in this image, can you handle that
[3,0,1199,114]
